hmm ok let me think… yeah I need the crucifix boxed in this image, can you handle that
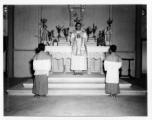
[74,17,81,24]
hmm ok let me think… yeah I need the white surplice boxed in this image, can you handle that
[33,51,51,76]
[104,61,122,84]
[33,59,51,76]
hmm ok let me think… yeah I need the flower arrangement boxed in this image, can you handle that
[62,27,69,38]
[56,25,64,38]
[48,30,54,40]
[92,23,98,38]
[107,18,113,27]
[85,26,92,39]
[51,30,54,37]
[48,31,52,41]
[40,18,47,28]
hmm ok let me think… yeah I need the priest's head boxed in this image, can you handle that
[75,22,82,31]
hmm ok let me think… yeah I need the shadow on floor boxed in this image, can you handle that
[121,73,147,90]
[4,77,33,94]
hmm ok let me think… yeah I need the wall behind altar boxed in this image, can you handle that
[14,5,70,77]
[14,5,136,77]
[83,5,136,77]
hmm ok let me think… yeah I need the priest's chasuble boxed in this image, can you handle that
[70,30,88,70]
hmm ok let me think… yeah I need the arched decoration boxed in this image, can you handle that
[68,5,86,27]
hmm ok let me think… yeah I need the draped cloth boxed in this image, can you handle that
[70,30,88,71]
[32,51,51,95]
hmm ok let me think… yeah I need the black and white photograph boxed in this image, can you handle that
[2,0,152,119]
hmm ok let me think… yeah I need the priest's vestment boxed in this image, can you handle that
[70,30,88,71]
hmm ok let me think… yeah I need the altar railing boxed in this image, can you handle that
[45,46,109,74]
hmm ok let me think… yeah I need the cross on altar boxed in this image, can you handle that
[74,17,81,24]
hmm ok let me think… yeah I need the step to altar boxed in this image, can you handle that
[32,72,105,83]
[7,89,147,96]
[6,73,147,96]
[23,79,131,89]
[22,73,131,89]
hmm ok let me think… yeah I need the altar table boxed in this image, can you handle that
[45,46,109,74]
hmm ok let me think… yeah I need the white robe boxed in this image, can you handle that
[70,30,87,71]
[104,61,122,84]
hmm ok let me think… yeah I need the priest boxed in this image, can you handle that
[70,22,88,75]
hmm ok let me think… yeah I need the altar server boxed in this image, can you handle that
[104,45,122,97]
[32,43,51,98]
[70,22,88,75]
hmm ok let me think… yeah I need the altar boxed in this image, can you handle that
[45,46,109,74]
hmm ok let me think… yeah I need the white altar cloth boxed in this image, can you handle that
[45,46,109,53]
[45,46,109,74]
[45,46,109,59]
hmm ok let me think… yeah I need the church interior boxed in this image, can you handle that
[3,4,148,117]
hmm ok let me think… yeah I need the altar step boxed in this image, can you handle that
[6,73,147,96]
[23,81,131,89]
[7,85,147,96]
[7,89,147,96]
